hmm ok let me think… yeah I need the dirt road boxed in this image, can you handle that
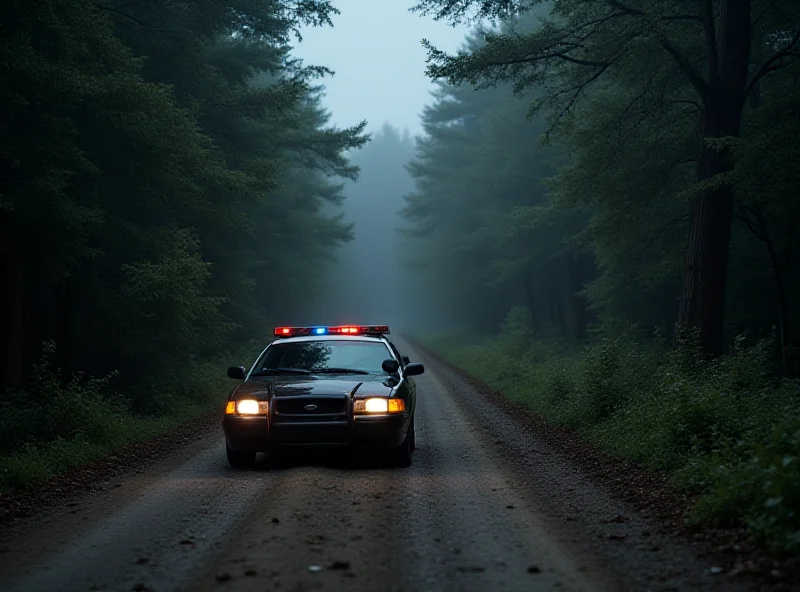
[0,338,755,591]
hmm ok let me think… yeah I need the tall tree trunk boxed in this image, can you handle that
[523,276,540,333]
[567,251,591,341]
[2,256,24,389]
[55,278,74,374]
[676,0,751,356]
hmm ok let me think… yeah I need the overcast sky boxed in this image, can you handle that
[292,0,469,137]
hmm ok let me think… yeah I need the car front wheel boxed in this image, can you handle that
[390,424,413,468]
[226,443,255,469]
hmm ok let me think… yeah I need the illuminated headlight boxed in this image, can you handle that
[225,399,268,415]
[354,398,405,414]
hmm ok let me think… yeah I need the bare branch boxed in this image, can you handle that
[95,4,165,31]
[669,98,703,111]
[553,60,615,119]
[746,30,800,95]
[605,1,643,16]
[733,210,764,241]
[636,214,689,258]
[659,15,703,23]
[605,1,710,99]
[659,37,710,98]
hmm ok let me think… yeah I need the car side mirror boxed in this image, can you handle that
[402,355,410,365]
[404,363,424,376]
[227,366,246,380]
[382,359,400,374]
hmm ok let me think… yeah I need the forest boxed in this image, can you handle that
[0,0,365,486]
[2,0,800,559]
[403,0,800,553]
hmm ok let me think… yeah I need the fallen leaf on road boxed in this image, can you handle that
[329,560,351,570]
[609,515,629,524]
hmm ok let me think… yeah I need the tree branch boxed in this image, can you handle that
[746,30,800,95]
[636,214,689,258]
[659,15,703,23]
[95,4,165,31]
[553,60,615,119]
[733,211,764,241]
[605,1,710,99]
[659,37,710,98]
[605,1,643,16]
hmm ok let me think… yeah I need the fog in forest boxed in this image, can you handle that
[313,125,414,328]
[3,0,800,557]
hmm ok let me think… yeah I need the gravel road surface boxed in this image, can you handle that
[0,338,758,592]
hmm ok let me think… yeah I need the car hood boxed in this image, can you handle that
[233,374,396,400]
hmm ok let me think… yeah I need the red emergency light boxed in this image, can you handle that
[273,325,390,337]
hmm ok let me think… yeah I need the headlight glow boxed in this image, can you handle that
[364,398,388,413]
[236,399,268,415]
[354,397,406,414]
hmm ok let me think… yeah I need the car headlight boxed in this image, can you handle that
[354,397,405,414]
[225,399,268,415]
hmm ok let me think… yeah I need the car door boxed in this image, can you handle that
[387,340,416,415]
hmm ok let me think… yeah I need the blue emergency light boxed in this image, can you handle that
[274,325,390,337]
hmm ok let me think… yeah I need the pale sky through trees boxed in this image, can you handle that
[292,0,468,136]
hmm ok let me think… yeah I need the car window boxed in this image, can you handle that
[254,340,393,374]
[387,341,404,367]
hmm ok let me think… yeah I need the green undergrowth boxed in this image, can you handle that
[0,342,241,493]
[419,308,800,555]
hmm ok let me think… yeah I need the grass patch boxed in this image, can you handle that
[0,342,236,493]
[419,309,800,555]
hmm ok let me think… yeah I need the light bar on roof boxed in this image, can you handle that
[273,325,390,337]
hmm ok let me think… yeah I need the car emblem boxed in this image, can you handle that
[304,404,318,411]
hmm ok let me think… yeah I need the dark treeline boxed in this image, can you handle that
[404,1,800,552]
[405,0,800,371]
[0,2,365,411]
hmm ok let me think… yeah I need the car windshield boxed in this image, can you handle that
[251,340,393,376]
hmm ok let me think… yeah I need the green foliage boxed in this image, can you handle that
[405,3,800,348]
[0,0,367,488]
[426,327,800,552]
[0,341,232,492]
[0,342,122,455]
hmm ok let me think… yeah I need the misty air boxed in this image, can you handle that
[1,1,799,591]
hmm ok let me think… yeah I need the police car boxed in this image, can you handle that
[222,325,423,468]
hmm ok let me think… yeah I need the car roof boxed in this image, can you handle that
[269,335,389,345]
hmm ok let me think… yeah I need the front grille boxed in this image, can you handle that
[274,396,346,416]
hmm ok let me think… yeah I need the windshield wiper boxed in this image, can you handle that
[251,367,311,376]
[313,368,371,375]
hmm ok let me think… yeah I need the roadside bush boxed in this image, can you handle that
[0,342,124,454]
[0,341,232,492]
[424,331,800,552]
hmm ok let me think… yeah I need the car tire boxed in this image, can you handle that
[391,427,413,468]
[226,443,255,469]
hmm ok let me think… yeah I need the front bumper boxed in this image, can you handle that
[223,411,410,453]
